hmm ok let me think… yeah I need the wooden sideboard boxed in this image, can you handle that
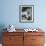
[2,30,45,46]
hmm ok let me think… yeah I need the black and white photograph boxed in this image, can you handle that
[19,5,34,23]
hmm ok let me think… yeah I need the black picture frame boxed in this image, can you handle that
[19,5,34,23]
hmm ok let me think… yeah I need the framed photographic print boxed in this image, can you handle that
[19,5,34,23]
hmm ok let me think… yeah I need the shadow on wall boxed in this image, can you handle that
[0,24,7,43]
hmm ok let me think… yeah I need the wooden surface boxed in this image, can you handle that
[24,32,45,46]
[3,32,24,46]
[2,29,45,46]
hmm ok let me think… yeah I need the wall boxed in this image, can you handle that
[0,0,46,29]
[0,0,46,44]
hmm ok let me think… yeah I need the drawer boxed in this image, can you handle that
[3,36,14,44]
[3,36,23,42]
[3,37,23,46]
[32,36,45,44]
[24,35,44,45]
[31,44,44,46]
[3,43,23,46]
[24,36,32,46]
[3,35,23,44]
[3,42,15,46]
[3,32,23,36]
[24,32,44,36]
